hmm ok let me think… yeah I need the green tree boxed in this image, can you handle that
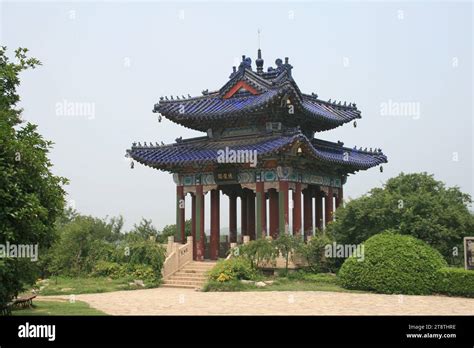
[0,47,67,306]
[273,234,304,274]
[238,238,276,268]
[125,218,158,242]
[48,215,116,276]
[328,172,474,264]
[157,219,192,243]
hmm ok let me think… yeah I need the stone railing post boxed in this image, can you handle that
[243,236,250,245]
[166,236,175,255]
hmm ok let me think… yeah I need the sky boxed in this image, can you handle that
[1,1,472,232]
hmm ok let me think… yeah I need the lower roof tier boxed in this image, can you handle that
[127,129,387,174]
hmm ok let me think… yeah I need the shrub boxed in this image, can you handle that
[114,240,166,280]
[436,268,474,297]
[303,233,339,273]
[338,231,447,295]
[237,238,276,268]
[203,279,247,292]
[208,258,257,282]
[91,261,122,278]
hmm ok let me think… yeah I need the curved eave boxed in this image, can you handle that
[127,132,387,173]
[154,88,362,132]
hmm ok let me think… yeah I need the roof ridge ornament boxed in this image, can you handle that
[256,48,264,74]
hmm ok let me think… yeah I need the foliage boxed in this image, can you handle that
[338,231,447,295]
[302,233,338,273]
[91,260,123,278]
[114,240,166,280]
[47,216,116,276]
[202,279,248,292]
[125,218,158,243]
[237,238,276,268]
[156,219,192,243]
[46,213,166,281]
[208,257,257,282]
[435,267,474,298]
[0,47,67,307]
[273,234,305,274]
[328,173,474,265]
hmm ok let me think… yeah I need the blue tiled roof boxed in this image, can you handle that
[128,130,387,172]
[154,58,361,132]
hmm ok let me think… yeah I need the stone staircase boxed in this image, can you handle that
[162,261,217,289]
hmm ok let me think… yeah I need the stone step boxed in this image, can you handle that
[173,272,207,278]
[161,283,198,289]
[170,276,207,282]
[185,263,216,268]
[181,269,212,273]
[164,280,205,286]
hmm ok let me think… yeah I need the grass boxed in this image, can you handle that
[12,300,106,316]
[203,271,360,293]
[31,276,160,296]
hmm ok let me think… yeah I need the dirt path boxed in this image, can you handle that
[39,288,474,315]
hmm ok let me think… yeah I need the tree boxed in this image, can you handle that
[328,172,474,264]
[157,219,192,243]
[0,47,67,307]
[273,234,304,274]
[48,215,116,276]
[125,218,158,242]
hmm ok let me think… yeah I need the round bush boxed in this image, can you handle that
[208,257,256,282]
[338,231,447,295]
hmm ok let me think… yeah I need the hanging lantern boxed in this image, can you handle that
[353,120,357,128]
[379,165,383,173]
[297,146,303,156]
[130,161,135,169]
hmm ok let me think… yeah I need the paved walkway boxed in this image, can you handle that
[40,288,474,315]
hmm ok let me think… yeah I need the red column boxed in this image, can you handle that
[303,188,313,239]
[177,186,185,243]
[196,185,205,261]
[229,193,237,243]
[256,182,267,239]
[279,181,289,234]
[269,188,279,239]
[293,183,302,236]
[240,191,248,240]
[325,187,334,228]
[191,194,196,260]
[315,191,324,232]
[210,189,220,260]
[247,191,256,240]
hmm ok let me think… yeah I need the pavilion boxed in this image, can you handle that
[127,50,387,261]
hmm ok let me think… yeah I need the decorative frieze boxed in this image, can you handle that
[176,168,342,188]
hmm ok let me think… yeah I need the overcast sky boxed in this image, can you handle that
[1,1,472,231]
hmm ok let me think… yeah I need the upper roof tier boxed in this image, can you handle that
[154,51,361,132]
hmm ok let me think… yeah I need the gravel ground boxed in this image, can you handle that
[39,288,474,315]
